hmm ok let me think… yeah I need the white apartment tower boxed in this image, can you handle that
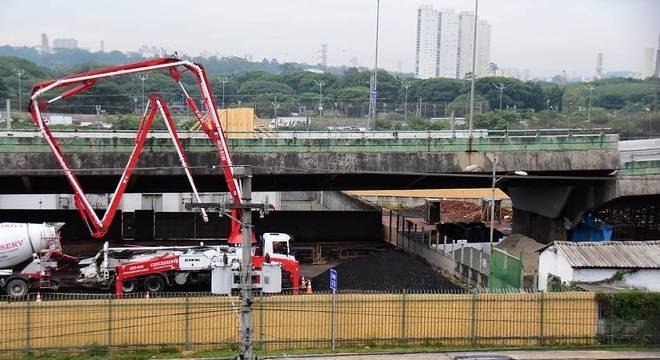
[416,6,491,79]
[437,9,460,78]
[415,5,439,79]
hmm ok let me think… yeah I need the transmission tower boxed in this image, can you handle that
[319,44,328,73]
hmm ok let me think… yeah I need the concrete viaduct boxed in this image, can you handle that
[0,130,657,242]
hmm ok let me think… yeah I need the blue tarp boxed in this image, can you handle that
[571,213,613,242]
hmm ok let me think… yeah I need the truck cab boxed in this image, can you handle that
[261,233,295,261]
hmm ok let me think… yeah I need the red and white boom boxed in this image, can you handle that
[28,58,245,242]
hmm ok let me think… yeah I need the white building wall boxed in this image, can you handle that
[573,268,660,291]
[0,194,58,209]
[437,9,460,78]
[118,194,142,211]
[416,5,439,79]
[538,248,574,291]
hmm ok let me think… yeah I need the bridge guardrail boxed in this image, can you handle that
[0,128,612,140]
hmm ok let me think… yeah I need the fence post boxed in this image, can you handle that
[259,291,265,351]
[539,292,545,345]
[107,297,113,353]
[25,297,31,355]
[331,290,337,350]
[396,213,400,246]
[400,290,407,345]
[108,295,112,352]
[389,209,393,243]
[184,294,190,350]
[471,289,478,346]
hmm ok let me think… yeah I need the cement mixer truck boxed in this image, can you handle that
[0,222,78,297]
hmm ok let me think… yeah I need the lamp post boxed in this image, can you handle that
[492,82,505,110]
[401,81,411,121]
[464,159,527,245]
[219,76,228,108]
[15,69,24,112]
[137,74,148,112]
[468,0,479,136]
[314,79,325,117]
[584,83,594,129]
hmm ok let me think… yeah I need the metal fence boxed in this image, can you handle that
[489,247,523,290]
[3,290,649,356]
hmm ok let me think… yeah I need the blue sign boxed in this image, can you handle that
[329,269,338,291]
[370,89,377,97]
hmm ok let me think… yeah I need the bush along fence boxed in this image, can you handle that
[0,290,657,356]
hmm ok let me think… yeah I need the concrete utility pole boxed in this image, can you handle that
[5,99,10,129]
[584,84,594,129]
[468,0,479,136]
[219,76,229,108]
[368,0,381,130]
[237,166,254,360]
[314,79,325,117]
[401,81,411,121]
[492,82,505,110]
[16,69,24,112]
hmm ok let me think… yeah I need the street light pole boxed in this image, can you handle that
[315,79,325,117]
[492,82,505,110]
[468,0,479,136]
[16,69,24,112]
[368,0,381,130]
[401,81,411,121]
[137,74,148,112]
[219,77,228,108]
[584,84,594,129]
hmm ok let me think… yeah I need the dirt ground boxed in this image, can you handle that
[310,249,462,292]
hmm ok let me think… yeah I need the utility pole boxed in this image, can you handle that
[16,69,24,112]
[468,0,479,136]
[315,79,325,117]
[368,0,381,130]
[219,76,229,108]
[137,74,148,112]
[401,81,411,121]
[236,166,254,360]
[5,99,10,129]
[272,96,279,122]
[584,83,594,129]
[492,82,505,110]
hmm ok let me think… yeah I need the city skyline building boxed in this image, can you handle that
[39,33,49,54]
[53,38,78,49]
[642,47,655,78]
[415,5,491,79]
[655,34,660,78]
[595,53,603,80]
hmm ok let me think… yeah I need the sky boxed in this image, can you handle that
[0,0,658,78]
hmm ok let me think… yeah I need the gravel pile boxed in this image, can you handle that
[311,249,462,292]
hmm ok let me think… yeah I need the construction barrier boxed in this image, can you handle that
[0,291,600,355]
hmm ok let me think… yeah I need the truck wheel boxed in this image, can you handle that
[6,279,29,298]
[122,279,139,294]
[144,275,165,293]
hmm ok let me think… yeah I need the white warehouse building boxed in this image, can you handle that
[538,241,660,292]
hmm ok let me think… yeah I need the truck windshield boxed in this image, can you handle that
[272,241,289,255]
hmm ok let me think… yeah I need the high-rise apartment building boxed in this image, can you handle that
[415,5,439,79]
[655,34,660,78]
[642,48,655,78]
[415,5,491,79]
[53,38,78,49]
[39,33,50,54]
[437,9,460,78]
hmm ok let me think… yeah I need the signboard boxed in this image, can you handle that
[329,269,338,291]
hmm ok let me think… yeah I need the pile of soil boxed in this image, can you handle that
[441,200,482,222]
[310,249,463,292]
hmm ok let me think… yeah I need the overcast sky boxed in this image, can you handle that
[1,0,658,77]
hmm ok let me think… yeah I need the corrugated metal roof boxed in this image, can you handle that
[551,241,660,269]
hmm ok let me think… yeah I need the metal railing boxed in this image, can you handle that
[0,128,612,140]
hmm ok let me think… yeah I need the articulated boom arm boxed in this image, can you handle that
[28,58,244,239]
